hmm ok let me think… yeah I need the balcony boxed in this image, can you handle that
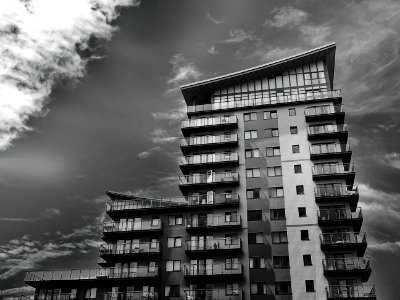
[318,207,363,231]
[181,116,238,134]
[187,90,341,115]
[183,263,243,279]
[320,232,367,256]
[312,163,355,184]
[179,172,239,193]
[186,215,242,232]
[184,289,243,300]
[307,124,348,142]
[305,104,345,122]
[180,134,238,153]
[179,153,239,171]
[185,238,242,255]
[323,257,372,282]
[326,285,376,299]
[99,242,161,260]
[186,192,240,208]
[104,292,159,300]
[310,143,352,163]
[315,185,359,210]
[103,220,163,239]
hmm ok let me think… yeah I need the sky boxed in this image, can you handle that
[0,0,399,298]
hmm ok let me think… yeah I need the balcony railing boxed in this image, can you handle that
[187,193,239,206]
[318,207,362,222]
[323,257,371,272]
[181,116,238,129]
[305,104,344,117]
[181,134,238,147]
[185,238,241,252]
[315,185,359,199]
[104,292,159,300]
[312,163,355,176]
[25,267,159,282]
[320,232,367,246]
[184,289,243,300]
[310,143,351,155]
[179,172,239,186]
[179,153,239,166]
[100,242,161,256]
[183,263,243,276]
[186,215,242,229]
[187,90,341,113]
[103,220,163,233]
[326,285,376,299]
[307,124,348,135]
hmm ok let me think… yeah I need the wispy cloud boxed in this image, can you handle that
[206,12,223,25]
[222,29,259,44]
[0,0,139,151]
[0,207,60,222]
[374,152,400,170]
[368,241,400,253]
[150,128,178,144]
[263,6,308,28]
[137,146,160,159]
[167,54,202,91]
[253,46,303,62]
[207,45,219,55]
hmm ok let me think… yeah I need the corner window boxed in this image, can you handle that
[249,232,264,244]
[267,166,282,177]
[273,256,290,268]
[265,128,279,138]
[272,231,288,244]
[246,188,261,199]
[246,168,261,178]
[250,282,268,295]
[266,147,280,157]
[268,187,284,198]
[244,112,257,121]
[244,130,258,140]
[245,149,260,158]
[264,110,278,119]
[270,209,285,220]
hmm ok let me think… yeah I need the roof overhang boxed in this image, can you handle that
[180,43,336,106]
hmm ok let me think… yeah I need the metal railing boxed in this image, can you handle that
[187,193,240,206]
[315,184,359,198]
[310,143,351,155]
[179,153,239,166]
[187,90,341,113]
[185,238,241,251]
[320,232,367,245]
[100,242,161,255]
[104,292,159,300]
[305,104,344,117]
[25,267,159,282]
[312,163,355,176]
[182,116,237,129]
[326,285,376,299]
[318,207,362,221]
[323,257,371,271]
[186,215,242,229]
[184,289,243,300]
[308,124,348,135]
[179,172,239,185]
[33,294,75,300]
[183,263,243,276]
[103,220,163,233]
[181,134,238,147]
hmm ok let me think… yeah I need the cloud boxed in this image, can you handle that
[150,128,178,144]
[0,207,60,222]
[263,6,308,28]
[368,241,400,253]
[207,46,219,55]
[167,54,202,91]
[206,12,223,25]
[253,46,303,62]
[137,146,160,159]
[374,152,400,170]
[221,29,259,44]
[0,0,139,151]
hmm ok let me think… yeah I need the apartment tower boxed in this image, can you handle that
[25,43,376,300]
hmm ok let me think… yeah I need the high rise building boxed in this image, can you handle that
[25,43,376,300]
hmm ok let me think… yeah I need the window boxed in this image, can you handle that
[264,110,278,119]
[165,285,180,297]
[270,209,285,220]
[168,215,182,226]
[250,282,268,295]
[303,254,312,266]
[292,145,300,153]
[265,128,279,138]
[273,256,290,268]
[167,237,182,248]
[84,288,97,299]
[166,260,181,272]
[225,211,237,222]
[70,289,77,299]
[226,283,239,295]
[225,258,239,269]
[289,108,296,116]
[294,164,302,173]
[245,149,260,158]
[246,168,261,178]
[275,282,292,295]
[245,130,258,140]
[298,207,307,217]
[249,257,266,269]
[296,185,304,195]
[290,126,298,134]
[244,112,257,121]
[268,187,284,198]
[248,210,262,221]
[225,233,239,245]
[301,230,309,240]
[249,232,264,244]
[266,147,280,157]
[272,231,288,244]
[305,280,315,292]
[267,166,282,177]
[246,188,261,199]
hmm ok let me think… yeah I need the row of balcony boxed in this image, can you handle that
[323,258,371,281]
[321,232,367,256]
[326,285,376,299]
[307,124,348,141]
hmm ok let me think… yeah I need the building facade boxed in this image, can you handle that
[25,43,376,300]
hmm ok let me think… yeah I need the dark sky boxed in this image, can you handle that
[1,0,400,299]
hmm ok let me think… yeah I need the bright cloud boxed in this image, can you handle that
[264,6,308,28]
[150,128,178,144]
[222,29,259,44]
[375,152,400,170]
[167,54,202,90]
[206,12,223,25]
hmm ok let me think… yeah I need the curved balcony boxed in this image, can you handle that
[320,232,367,256]
[310,143,352,163]
[103,220,163,239]
[179,172,239,194]
[186,215,242,232]
[179,153,239,171]
[312,163,355,184]
[326,285,376,299]
[315,185,359,210]
[104,292,159,300]
[180,134,238,154]
[318,207,363,231]
[305,104,345,122]
[307,124,348,141]
[183,263,243,279]
[99,242,161,260]
[184,289,243,300]
[185,238,242,255]
[323,257,372,282]
[181,116,238,134]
